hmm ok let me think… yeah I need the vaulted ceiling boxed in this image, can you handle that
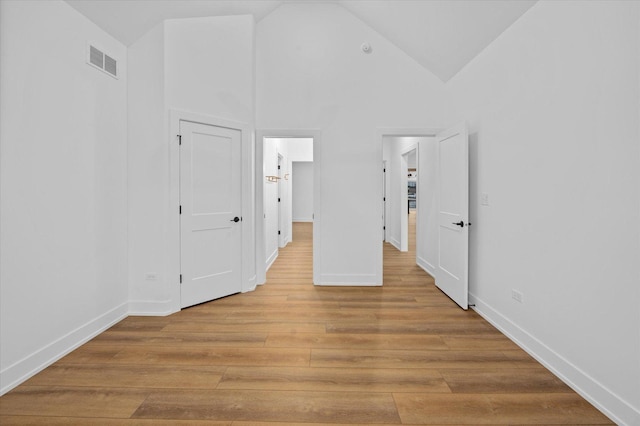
[65,0,536,82]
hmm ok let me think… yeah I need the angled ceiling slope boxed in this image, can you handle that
[341,0,536,81]
[65,0,283,46]
[65,0,536,82]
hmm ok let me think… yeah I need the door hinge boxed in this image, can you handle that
[383,168,386,172]
[278,165,281,170]
[179,205,182,214]
[383,197,386,202]
[278,197,281,202]
[177,134,182,145]
[278,230,281,235]
[180,274,182,283]
[383,226,386,230]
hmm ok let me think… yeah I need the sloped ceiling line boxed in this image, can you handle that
[65,0,536,82]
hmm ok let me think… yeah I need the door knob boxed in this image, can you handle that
[231,217,240,223]
[452,221,464,227]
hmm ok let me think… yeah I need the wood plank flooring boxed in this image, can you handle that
[0,213,613,425]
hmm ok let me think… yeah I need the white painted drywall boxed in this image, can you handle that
[263,138,279,269]
[277,154,291,247]
[0,0,128,394]
[292,162,314,222]
[165,16,254,124]
[416,137,438,277]
[127,22,169,314]
[128,15,255,313]
[280,138,314,162]
[446,1,640,424]
[257,2,448,285]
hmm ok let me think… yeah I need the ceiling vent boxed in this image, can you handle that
[87,43,118,79]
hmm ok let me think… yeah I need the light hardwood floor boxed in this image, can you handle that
[0,212,613,425]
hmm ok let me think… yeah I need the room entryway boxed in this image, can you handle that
[380,125,469,310]
[257,133,318,285]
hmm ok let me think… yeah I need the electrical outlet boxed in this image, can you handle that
[145,273,158,281]
[481,193,489,206]
[512,289,523,303]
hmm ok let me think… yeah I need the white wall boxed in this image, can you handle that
[257,3,448,285]
[281,138,314,162]
[446,1,640,424]
[416,137,438,276]
[277,154,291,247]
[292,162,314,222]
[263,138,280,268]
[165,16,254,124]
[0,0,128,394]
[127,22,168,314]
[128,15,256,313]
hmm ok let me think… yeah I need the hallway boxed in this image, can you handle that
[0,217,611,424]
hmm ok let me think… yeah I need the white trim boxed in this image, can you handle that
[469,293,640,426]
[128,300,175,316]
[293,218,314,223]
[317,274,381,286]
[0,302,128,396]
[255,129,322,285]
[242,275,257,293]
[265,249,278,271]
[417,255,436,277]
[169,110,255,311]
[389,237,402,251]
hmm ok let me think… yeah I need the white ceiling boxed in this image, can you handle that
[65,0,536,82]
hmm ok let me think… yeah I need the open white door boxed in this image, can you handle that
[436,123,469,309]
[180,120,242,308]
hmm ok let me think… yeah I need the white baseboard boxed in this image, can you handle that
[128,299,177,316]
[417,256,435,277]
[265,249,278,271]
[469,293,640,426]
[0,302,128,396]
[317,273,381,286]
[243,274,257,293]
[279,235,291,249]
[389,237,401,251]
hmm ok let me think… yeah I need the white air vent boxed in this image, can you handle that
[87,43,118,79]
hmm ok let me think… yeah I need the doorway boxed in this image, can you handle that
[380,130,439,278]
[256,131,320,285]
[400,147,418,253]
[378,125,470,310]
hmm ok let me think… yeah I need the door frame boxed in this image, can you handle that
[169,110,255,312]
[256,129,321,285]
[377,128,440,281]
[382,160,387,241]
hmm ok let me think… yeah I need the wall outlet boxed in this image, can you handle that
[512,289,523,303]
[145,273,158,281]
[481,193,489,206]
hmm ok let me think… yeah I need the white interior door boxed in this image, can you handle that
[180,120,242,308]
[382,161,387,241]
[436,123,469,309]
[278,155,285,248]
